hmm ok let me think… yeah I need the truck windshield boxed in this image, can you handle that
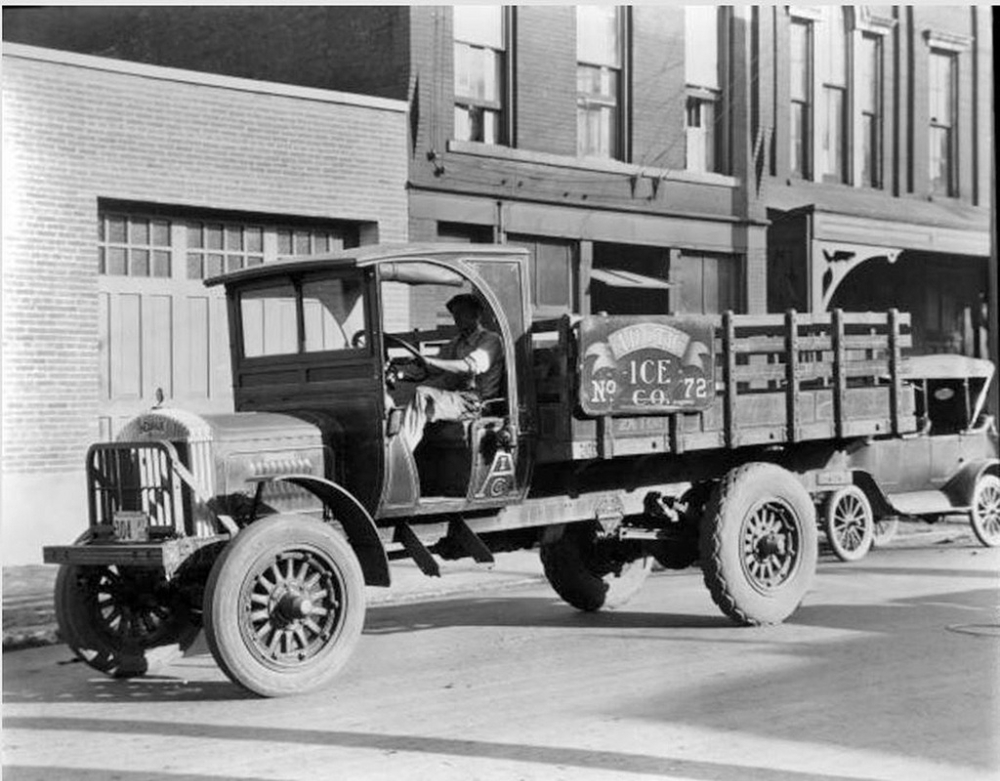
[241,275,366,358]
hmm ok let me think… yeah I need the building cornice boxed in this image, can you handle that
[1,42,407,114]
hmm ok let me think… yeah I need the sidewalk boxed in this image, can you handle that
[1,520,977,652]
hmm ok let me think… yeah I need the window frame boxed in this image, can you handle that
[576,5,629,161]
[789,17,813,180]
[452,5,512,147]
[684,6,728,175]
[236,272,372,363]
[928,48,958,198]
[857,32,883,189]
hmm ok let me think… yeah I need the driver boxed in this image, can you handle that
[398,293,503,452]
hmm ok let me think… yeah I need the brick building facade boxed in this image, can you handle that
[1,44,408,562]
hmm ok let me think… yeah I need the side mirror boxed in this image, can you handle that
[386,407,403,437]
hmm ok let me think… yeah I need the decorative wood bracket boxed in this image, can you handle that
[818,241,902,310]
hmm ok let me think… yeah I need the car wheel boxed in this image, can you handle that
[970,474,1000,548]
[823,486,874,562]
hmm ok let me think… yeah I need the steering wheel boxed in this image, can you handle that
[384,334,428,384]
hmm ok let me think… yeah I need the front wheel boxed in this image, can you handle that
[203,514,366,697]
[700,463,817,626]
[970,473,1000,547]
[540,523,652,612]
[55,563,198,678]
[823,485,874,562]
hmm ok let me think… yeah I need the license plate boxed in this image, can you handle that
[113,511,149,542]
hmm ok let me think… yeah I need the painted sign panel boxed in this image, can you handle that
[578,316,716,415]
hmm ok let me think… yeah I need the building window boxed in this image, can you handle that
[672,251,741,315]
[453,5,507,145]
[187,222,264,279]
[929,49,957,197]
[576,5,625,160]
[789,19,812,179]
[98,214,172,277]
[819,8,848,183]
[858,34,882,188]
[276,228,350,256]
[507,234,576,316]
[685,6,723,174]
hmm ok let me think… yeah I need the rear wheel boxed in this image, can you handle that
[540,523,652,612]
[55,563,198,678]
[203,514,365,697]
[872,517,899,548]
[970,474,1000,548]
[823,486,874,562]
[700,463,817,626]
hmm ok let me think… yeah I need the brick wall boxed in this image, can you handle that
[631,5,686,170]
[514,6,578,157]
[1,45,408,561]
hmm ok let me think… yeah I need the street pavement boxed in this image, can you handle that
[2,524,998,781]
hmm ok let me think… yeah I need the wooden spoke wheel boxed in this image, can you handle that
[700,463,818,626]
[55,562,198,678]
[204,515,365,697]
[970,474,1000,548]
[823,486,874,562]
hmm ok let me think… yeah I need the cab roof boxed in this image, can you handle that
[204,243,528,288]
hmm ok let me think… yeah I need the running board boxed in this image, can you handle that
[446,517,495,564]
[394,522,441,577]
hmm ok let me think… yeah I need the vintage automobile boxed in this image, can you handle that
[43,244,998,697]
[821,353,999,561]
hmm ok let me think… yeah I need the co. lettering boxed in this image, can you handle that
[631,388,670,406]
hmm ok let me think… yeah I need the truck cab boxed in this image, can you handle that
[208,244,535,522]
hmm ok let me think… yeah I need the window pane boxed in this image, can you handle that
[108,215,127,243]
[206,224,224,250]
[453,5,503,49]
[152,220,171,247]
[98,247,105,274]
[294,230,311,254]
[241,283,298,358]
[129,248,147,278]
[790,103,808,177]
[930,126,951,194]
[821,7,846,87]
[131,218,149,246]
[206,254,224,277]
[302,277,366,353]
[685,6,718,89]
[226,226,243,251]
[187,223,203,249]
[821,87,845,180]
[858,35,879,113]
[789,22,810,101]
[187,253,203,279]
[107,247,127,276]
[861,114,877,188]
[152,250,171,278]
[227,255,244,273]
[246,226,263,253]
[577,5,620,67]
[277,230,293,255]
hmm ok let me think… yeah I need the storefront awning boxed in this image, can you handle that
[590,268,676,289]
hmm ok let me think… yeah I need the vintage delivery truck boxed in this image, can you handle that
[43,244,999,697]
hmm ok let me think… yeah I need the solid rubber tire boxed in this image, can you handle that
[540,524,652,612]
[700,463,818,626]
[203,514,365,697]
[970,473,1000,548]
[823,485,874,562]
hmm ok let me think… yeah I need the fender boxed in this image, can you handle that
[942,459,1000,508]
[850,470,898,517]
[272,474,391,587]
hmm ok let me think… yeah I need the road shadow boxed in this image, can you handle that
[0,716,891,781]
[364,593,733,636]
[622,585,999,773]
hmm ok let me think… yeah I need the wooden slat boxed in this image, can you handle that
[723,311,736,448]
[785,310,799,442]
[832,309,846,438]
[889,308,901,436]
[733,334,833,353]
